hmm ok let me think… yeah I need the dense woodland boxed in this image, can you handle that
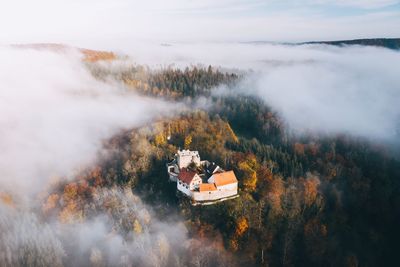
[42,63,400,267]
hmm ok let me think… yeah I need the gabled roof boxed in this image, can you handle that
[178,168,199,184]
[199,183,217,192]
[211,171,238,187]
[206,163,221,174]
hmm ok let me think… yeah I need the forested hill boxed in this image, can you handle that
[38,56,400,267]
[247,38,400,50]
[302,38,400,50]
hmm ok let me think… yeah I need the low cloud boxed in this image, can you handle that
[0,204,64,266]
[0,47,177,195]
[195,43,400,142]
[0,46,234,267]
[0,188,193,267]
[249,45,400,142]
[93,42,400,143]
[1,41,398,266]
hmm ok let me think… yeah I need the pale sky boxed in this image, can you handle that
[1,0,400,48]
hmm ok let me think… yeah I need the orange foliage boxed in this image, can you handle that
[63,183,78,202]
[258,166,274,185]
[85,166,104,187]
[229,239,239,251]
[77,180,94,198]
[267,176,285,215]
[59,201,82,224]
[294,143,305,156]
[42,193,60,214]
[81,49,116,62]
[235,217,249,237]
[0,192,14,207]
[304,176,320,206]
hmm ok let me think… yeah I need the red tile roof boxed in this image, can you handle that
[178,168,198,184]
[212,171,238,187]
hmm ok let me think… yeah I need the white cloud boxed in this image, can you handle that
[102,41,400,143]
[196,43,400,142]
[0,47,177,195]
[0,188,191,267]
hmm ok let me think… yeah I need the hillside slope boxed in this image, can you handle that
[41,59,400,267]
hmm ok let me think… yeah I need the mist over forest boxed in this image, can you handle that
[0,40,399,267]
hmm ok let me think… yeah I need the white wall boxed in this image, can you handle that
[192,189,237,202]
[216,182,238,191]
[177,151,201,169]
[207,176,215,184]
[167,164,178,181]
[177,180,191,196]
[189,175,202,190]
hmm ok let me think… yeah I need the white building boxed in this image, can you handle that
[167,149,202,181]
[177,168,202,197]
[208,171,238,192]
[167,149,239,204]
[177,150,201,169]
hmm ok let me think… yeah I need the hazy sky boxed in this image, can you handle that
[1,0,400,47]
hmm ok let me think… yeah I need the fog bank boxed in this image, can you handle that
[0,47,199,267]
[139,43,399,142]
[0,47,177,196]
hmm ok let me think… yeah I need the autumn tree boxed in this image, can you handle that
[237,154,259,192]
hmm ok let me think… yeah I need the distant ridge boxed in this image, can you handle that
[301,38,400,50]
[11,43,116,62]
[245,38,400,50]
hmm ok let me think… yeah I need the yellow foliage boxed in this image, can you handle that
[238,155,259,191]
[226,123,239,143]
[184,135,192,149]
[235,217,249,237]
[63,183,78,202]
[154,132,167,146]
[243,170,257,191]
[140,209,151,225]
[133,219,143,234]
